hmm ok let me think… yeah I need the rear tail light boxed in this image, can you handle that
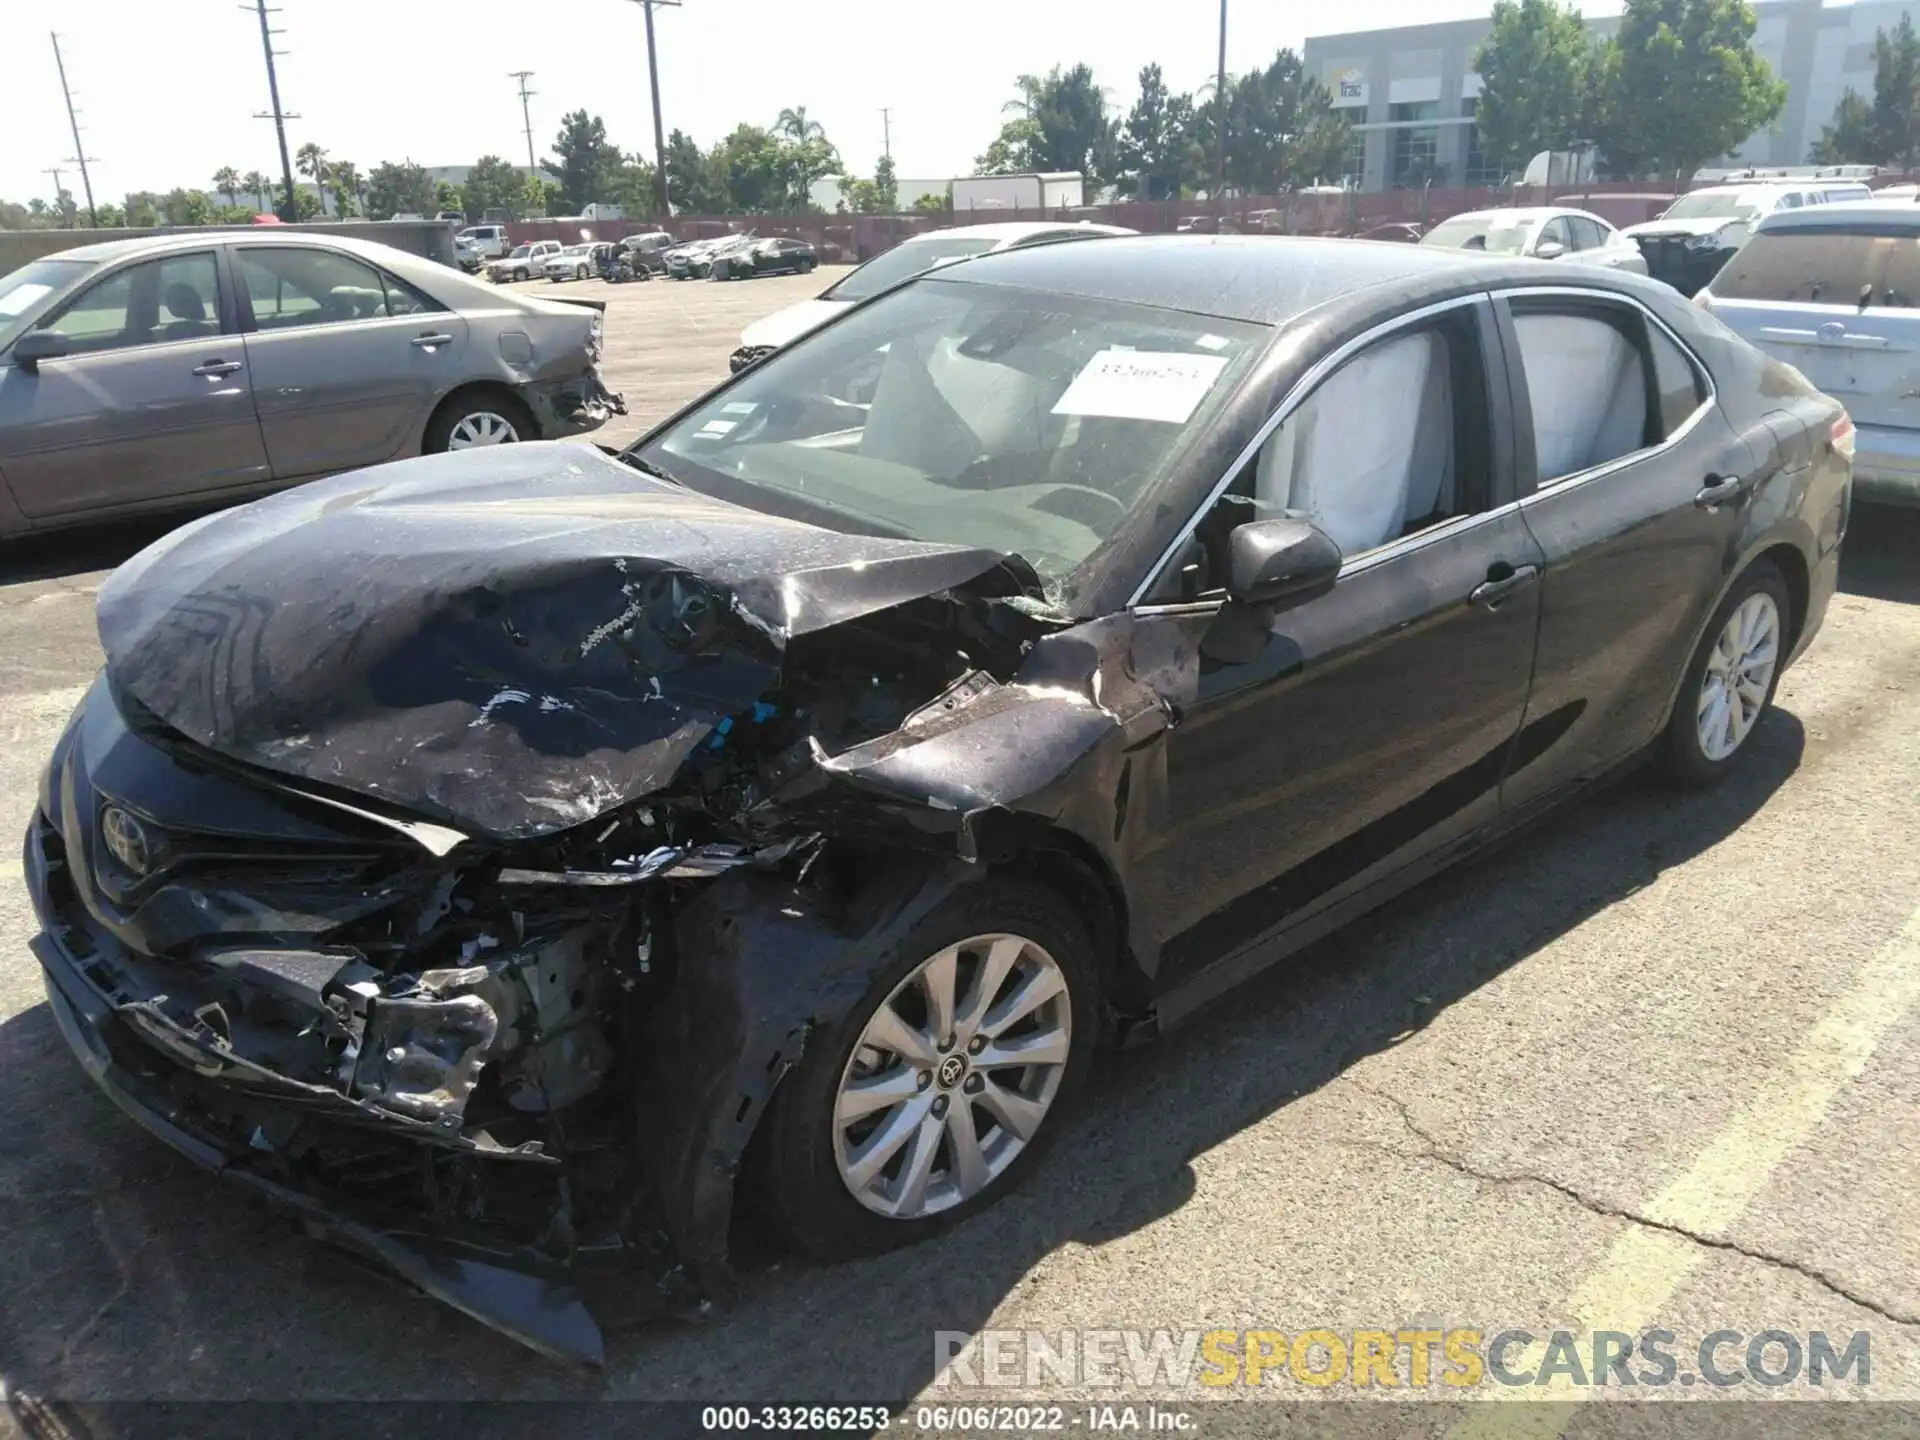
[1831,412,1856,460]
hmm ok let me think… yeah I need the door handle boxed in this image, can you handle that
[1694,473,1749,509]
[411,333,455,348]
[192,359,243,377]
[1469,563,1540,610]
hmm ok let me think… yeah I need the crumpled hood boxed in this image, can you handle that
[97,443,1011,841]
[740,298,852,350]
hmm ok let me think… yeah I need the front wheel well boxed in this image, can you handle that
[981,823,1146,1024]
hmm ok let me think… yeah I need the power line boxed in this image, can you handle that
[49,34,99,227]
[623,0,681,218]
[509,70,538,175]
[245,0,301,221]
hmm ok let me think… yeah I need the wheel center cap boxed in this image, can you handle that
[936,1054,968,1090]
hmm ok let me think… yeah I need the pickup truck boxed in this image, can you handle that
[485,240,562,284]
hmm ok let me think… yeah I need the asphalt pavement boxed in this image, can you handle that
[0,271,1914,1437]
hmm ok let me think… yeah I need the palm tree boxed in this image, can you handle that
[329,160,364,217]
[775,105,826,145]
[295,142,330,215]
[212,167,240,207]
[1004,73,1048,118]
[241,170,271,211]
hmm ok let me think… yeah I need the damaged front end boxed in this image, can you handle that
[27,446,1165,1363]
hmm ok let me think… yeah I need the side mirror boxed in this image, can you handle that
[1225,517,1343,608]
[1534,240,1567,260]
[10,329,71,371]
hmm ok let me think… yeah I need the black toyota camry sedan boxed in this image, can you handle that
[26,236,1851,1363]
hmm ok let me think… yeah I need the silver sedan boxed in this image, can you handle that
[0,232,624,539]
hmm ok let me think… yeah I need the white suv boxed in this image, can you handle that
[1622,182,1873,294]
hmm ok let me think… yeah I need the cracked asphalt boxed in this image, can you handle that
[0,272,1915,1435]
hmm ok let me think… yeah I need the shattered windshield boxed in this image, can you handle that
[640,277,1267,605]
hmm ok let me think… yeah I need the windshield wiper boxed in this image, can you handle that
[619,451,682,485]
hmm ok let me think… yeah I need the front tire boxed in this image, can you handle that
[1655,561,1791,786]
[759,878,1100,1262]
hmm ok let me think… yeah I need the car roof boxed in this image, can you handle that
[1435,206,1600,223]
[1756,200,1920,233]
[933,233,1539,325]
[907,220,1134,245]
[38,229,437,267]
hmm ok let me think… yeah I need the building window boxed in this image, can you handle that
[1390,101,1441,188]
[1342,129,1367,187]
[1461,98,1500,187]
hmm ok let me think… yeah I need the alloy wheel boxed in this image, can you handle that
[446,411,521,448]
[1696,592,1780,761]
[832,932,1072,1220]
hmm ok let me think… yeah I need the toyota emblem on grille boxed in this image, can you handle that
[101,806,153,876]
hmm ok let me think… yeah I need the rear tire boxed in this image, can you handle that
[1654,561,1791,787]
[758,878,1100,1263]
[423,388,536,453]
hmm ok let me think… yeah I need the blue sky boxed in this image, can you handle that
[9,0,1644,206]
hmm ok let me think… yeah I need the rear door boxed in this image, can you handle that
[1495,291,1764,813]
[235,244,470,479]
[0,248,270,521]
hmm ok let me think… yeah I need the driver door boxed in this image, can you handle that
[1135,296,1547,1005]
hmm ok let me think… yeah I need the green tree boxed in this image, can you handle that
[1810,88,1877,163]
[123,192,161,227]
[873,152,898,210]
[241,170,272,210]
[664,129,709,213]
[608,152,660,216]
[328,160,365,216]
[710,124,791,212]
[516,171,551,217]
[295,142,330,214]
[462,154,523,220]
[913,186,953,214]
[434,181,463,213]
[549,109,623,212]
[1118,64,1205,198]
[211,167,240,207]
[1474,0,1601,174]
[975,64,1117,187]
[775,106,841,209]
[364,161,436,219]
[1868,16,1920,165]
[1594,0,1786,184]
[1203,49,1351,193]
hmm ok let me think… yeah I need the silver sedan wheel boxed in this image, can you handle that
[446,411,521,448]
[1697,592,1780,762]
[833,932,1072,1220]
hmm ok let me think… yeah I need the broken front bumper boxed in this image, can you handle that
[24,811,616,1366]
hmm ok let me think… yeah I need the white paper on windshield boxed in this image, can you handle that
[697,419,737,437]
[0,283,53,317]
[1052,349,1230,424]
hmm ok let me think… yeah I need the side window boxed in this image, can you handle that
[1510,308,1656,485]
[1778,192,1804,210]
[1649,325,1708,436]
[40,253,220,356]
[381,271,444,317]
[1569,217,1607,251]
[1537,217,1573,253]
[239,247,390,330]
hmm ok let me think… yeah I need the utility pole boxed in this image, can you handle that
[246,1,301,222]
[1212,0,1229,216]
[510,71,539,174]
[880,108,891,160]
[624,0,681,218]
[50,35,99,227]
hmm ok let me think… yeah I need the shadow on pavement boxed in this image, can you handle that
[0,712,1804,1424]
[0,513,203,587]
[1839,502,1920,605]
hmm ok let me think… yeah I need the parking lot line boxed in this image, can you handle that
[1448,901,1920,1432]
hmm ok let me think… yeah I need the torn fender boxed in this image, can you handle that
[639,860,981,1290]
[95,442,1017,841]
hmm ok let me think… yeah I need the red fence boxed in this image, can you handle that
[503,185,1693,265]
